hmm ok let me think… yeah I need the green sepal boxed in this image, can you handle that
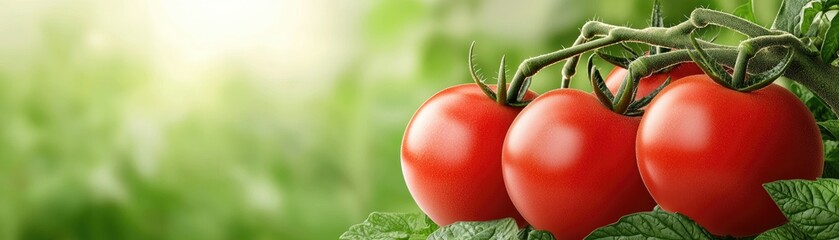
[515,77,532,103]
[588,55,615,110]
[469,42,497,100]
[508,100,533,108]
[738,48,794,92]
[497,55,508,105]
[650,0,666,55]
[610,73,636,114]
[628,77,671,111]
[624,110,645,117]
[687,32,735,89]
[596,50,635,69]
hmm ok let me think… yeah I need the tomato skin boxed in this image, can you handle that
[637,75,824,236]
[401,84,535,226]
[605,62,704,99]
[503,89,656,239]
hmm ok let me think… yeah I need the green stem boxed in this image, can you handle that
[518,10,754,98]
[785,56,839,114]
[611,49,736,113]
[561,35,587,89]
[499,8,839,117]
[506,36,619,98]
[731,45,753,88]
[689,8,774,37]
[505,22,730,99]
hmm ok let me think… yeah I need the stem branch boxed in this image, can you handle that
[498,8,839,116]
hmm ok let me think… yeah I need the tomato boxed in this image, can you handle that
[401,84,536,226]
[636,75,824,236]
[605,62,703,99]
[502,89,655,239]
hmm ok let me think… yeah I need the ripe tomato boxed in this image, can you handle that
[605,62,703,99]
[637,75,824,236]
[502,89,655,239]
[401,84,536,226]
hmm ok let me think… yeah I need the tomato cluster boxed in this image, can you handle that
[401,59,823,238]
[395,0,837,237]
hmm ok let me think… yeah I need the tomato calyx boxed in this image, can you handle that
[588,54,670,116]
[469,42,531,107]
[687,32,795,93]
[648,0,667,56]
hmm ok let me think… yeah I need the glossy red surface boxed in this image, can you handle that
[637,75,824,236]
[401,84,536,226]
[503,89,655,239]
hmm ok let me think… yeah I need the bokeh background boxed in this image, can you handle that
[0,0,782,239]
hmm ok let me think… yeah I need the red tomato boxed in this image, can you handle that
[401,84,536,226]
[637,75,824,236]
[605,62,703,99]
[502,89,655,239]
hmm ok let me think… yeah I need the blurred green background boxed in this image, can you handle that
[0,0,782,239]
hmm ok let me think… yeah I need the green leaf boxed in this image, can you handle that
[518,226,557,240]
[825,0,839,11]
[763,179,839,239]
[755,224,811,240]
[340,212,439,240]
[824,160,839,178]
[788,82,837,122]
[428,218,519,240]
[734,0,758,24]
[821,120,839,141]
[820,11,839,63]
[801,3,821,35]
[524,231,555,240]
[653,205,664,212]
[585,211,714,240]
[772,0,812,36]
[826,140,839,161]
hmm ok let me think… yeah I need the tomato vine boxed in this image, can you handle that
[481,8,839,115]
